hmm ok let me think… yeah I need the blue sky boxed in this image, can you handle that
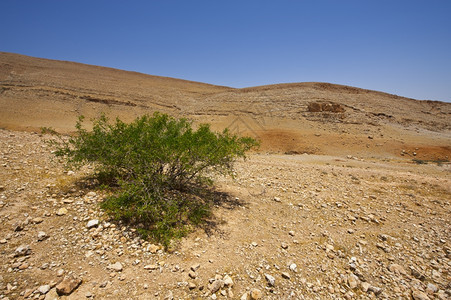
[2,1,451,102]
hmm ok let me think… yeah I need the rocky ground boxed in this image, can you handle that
[0,129,450,299]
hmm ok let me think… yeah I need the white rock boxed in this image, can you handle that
[86,191,97,198]
[107,262,123,272]
[38,285,51,294]
[86,219,99,228]
[37,231,48,241]
[144,264,157,270]
[241,292,249,300]
[223,275,233,287]
[209,279,224,294]
[56,208,68,216]
[14,245,31,257]
[264,273,275,286]
[348,274,359,289]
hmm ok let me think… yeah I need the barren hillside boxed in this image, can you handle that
[1,52,450,160]
[0,53,450,299]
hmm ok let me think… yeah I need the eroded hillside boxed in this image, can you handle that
[1,52,451,161]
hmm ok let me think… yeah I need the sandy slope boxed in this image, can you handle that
[1,52,450,161]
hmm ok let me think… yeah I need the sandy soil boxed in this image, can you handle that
[0,129,450,299]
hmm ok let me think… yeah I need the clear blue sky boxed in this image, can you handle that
[2,0,451,102]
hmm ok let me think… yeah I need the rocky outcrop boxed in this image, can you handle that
[307,101,345,113]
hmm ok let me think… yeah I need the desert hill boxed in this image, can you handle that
[1,52,450,160]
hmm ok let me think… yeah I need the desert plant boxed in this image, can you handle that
[44,112,258,247]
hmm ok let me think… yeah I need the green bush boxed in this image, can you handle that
[44,112,258,247]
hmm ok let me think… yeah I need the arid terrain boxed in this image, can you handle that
[0,52,450,299]
[1,52,450,161]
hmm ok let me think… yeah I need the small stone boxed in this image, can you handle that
[44,288,59,300]
[188,271,196,279]
[23,289,34,298]
[348,274,359,289]
[188,282,196,290]
[56,275,82,295]
[18,262,29,270]
[107,262,123,272]
[241,292,249,300]
[38,285,51,294]
[274,197,281,202]
[86,191,97,198]
[426,283,438,294]
[431,269,441,280]
[264,273,275,286]
[376,243,389,252]
[250,288,263,299]
[281,242,288,249]
[14,245,31,257]
[410,267,426,281]
[148,244,159,253]
[412,290,430,300]
[57,269,65,277]
[289,263,297,272]
[33,217,44,224]
[378,234,389,241]
[190,263,200,272]
[288,230,295,236]
[388,263,406,276]
[38,231,48,241]
[368,285,382,296]
[86,219,99,228]
[223,275,233,287]
[85,291,93,298]
[144,264,158,270]
[281,272,291,280]
[209,279,224,294]
[360,282,370,292]
[13,223,24,232]
[0,239,7,244]
[56,208,68,216]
